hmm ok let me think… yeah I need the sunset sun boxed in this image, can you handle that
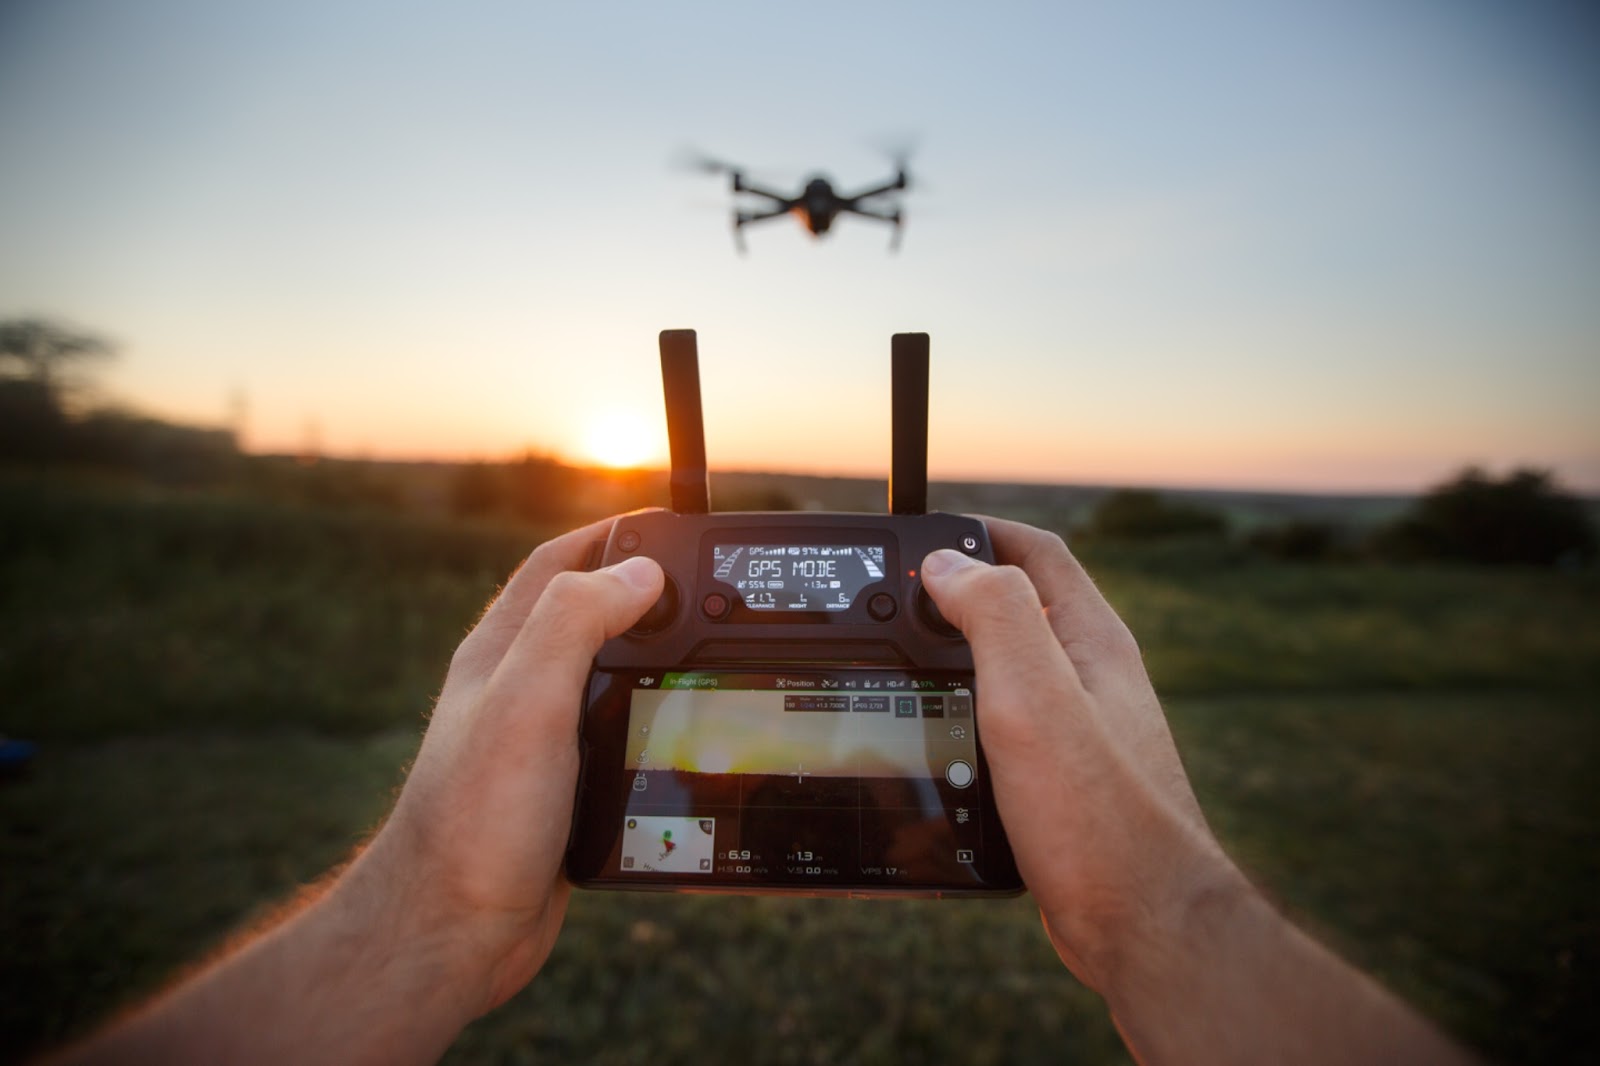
[578,409,663,470]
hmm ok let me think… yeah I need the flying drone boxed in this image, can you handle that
[686,150,914,253]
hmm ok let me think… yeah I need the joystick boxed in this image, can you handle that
[567,330,1020,897]
[914,583,960,638]
[628,576,680,636]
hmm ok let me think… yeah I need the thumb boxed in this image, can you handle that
[494,555,665,708]
[920,549,1087,748]
[921,549,1070,680]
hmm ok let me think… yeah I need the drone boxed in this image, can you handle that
[686,151,913,253]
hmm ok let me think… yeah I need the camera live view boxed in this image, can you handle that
[616,671,991,885]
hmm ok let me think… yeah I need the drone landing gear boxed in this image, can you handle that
[841,203,903,252]
[733,205,790,254]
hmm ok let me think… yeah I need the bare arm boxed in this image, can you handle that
[50,517,665,1066]
[922,518,1475,1066]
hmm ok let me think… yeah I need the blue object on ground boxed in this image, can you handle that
[0,738,38,770]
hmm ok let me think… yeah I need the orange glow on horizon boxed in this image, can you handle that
[232,408,1600,495]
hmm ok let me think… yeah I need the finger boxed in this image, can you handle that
[449,514,632,685]
[478,517,618,634]
[481,555,665,737]
[978,515,1144,690]
[920,550,1118,899]
[976,520,1206,829]
[919,549,1087,749]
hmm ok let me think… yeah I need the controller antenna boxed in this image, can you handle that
[659,329,712,514]
[890,332,929,516]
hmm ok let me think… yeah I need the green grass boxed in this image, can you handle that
[1080,542,1600,694]
[1,732,415,1044]
[0,475,546,738]
[2,474,1597,1063]
[1172,691,1598,1062]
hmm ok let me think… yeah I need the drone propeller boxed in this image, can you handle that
[870,133,920,188]
[671,147,806,200]
[670,146,742,177]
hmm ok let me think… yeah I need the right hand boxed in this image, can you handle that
[920,517,1243,993]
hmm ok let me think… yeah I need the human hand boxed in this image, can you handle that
[922,520,1477,1065]
[60,513,1469,1066]
[358,516,664,1018]
[920,517,1238,993]
[50,517,666,1066]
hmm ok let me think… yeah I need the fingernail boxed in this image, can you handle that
[607,555,661,592]
[921,549,976,578]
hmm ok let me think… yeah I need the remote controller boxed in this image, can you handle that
[566,330,1021,896]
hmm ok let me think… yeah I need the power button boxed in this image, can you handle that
[959,533,981,554]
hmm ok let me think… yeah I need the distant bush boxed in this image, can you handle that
[713,486,800,512]
[450,462,504,516]
[506,452,587,520]
[1245,519,1356,562]
[74,409,241,485]
[0,385,242,483]
[1085,489,1228,541]
[447,453,592,522]
[0,379,73,463]
[1370,468,1597,567]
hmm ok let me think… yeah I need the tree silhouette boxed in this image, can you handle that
[0,318,113,390]
[1371,467,1596,566]
[0,318,115,464]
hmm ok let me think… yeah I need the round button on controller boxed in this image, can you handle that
[702,592,731,620]
[867,592,897,622]
[959,533,981,554]
[617,529,641,553]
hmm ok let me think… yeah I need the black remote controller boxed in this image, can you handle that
[566,330,1021,896]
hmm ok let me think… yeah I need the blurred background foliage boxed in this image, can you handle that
[5,317,1594,566]
[2,316,1598,1063]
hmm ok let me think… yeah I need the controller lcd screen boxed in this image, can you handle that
[711,544,887,611]
[602,670,1003,889]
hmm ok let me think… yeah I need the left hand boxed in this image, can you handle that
[359,516,663,1016]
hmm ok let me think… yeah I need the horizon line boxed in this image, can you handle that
[246,449,1600,502]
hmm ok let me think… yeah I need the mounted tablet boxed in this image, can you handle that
[566,330,1020,897]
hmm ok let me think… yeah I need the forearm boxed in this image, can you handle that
[47,524,655,1066]
[925,526,1473,1064]
[51,839,481,1066]
[1096,851,1474,1066]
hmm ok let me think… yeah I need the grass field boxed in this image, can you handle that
[2,473,1597,1063]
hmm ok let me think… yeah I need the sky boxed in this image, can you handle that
[1,0,1597,492]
